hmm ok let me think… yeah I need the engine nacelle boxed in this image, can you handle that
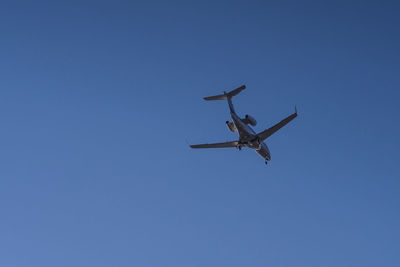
[226,121,237,132]
[243,114,257,126]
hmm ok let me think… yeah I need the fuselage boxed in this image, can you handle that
[230,111,271,161]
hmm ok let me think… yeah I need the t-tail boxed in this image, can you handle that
[203,85,246,101]
[203,85,245,113]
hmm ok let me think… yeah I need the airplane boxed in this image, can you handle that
[190,85,297,165]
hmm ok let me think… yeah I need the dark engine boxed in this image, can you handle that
[243,114,257,126]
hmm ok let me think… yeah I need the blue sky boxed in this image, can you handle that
[0,1,399,266]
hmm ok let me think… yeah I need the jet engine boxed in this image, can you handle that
[243,114,257,126]
[226,121,237,132]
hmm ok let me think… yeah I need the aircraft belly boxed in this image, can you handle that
[231,113,255,142]
[256,143,271,160]
[191,85,296,165]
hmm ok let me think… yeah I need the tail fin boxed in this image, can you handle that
[204,85,246,101]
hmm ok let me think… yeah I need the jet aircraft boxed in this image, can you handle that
[190,85,297,165]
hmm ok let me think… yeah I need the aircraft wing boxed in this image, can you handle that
[257,110,297,141]
[190,141,238,149]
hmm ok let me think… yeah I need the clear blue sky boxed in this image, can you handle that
[1,1,399,266]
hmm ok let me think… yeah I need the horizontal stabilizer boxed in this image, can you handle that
[204,85,246,101]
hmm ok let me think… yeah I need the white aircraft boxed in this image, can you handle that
[190,85,297,165]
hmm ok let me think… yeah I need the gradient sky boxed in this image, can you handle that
[1,1,399,266]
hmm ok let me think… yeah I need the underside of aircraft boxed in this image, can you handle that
[190,85,297,165]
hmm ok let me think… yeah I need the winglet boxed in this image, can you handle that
[295,105,297,114]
